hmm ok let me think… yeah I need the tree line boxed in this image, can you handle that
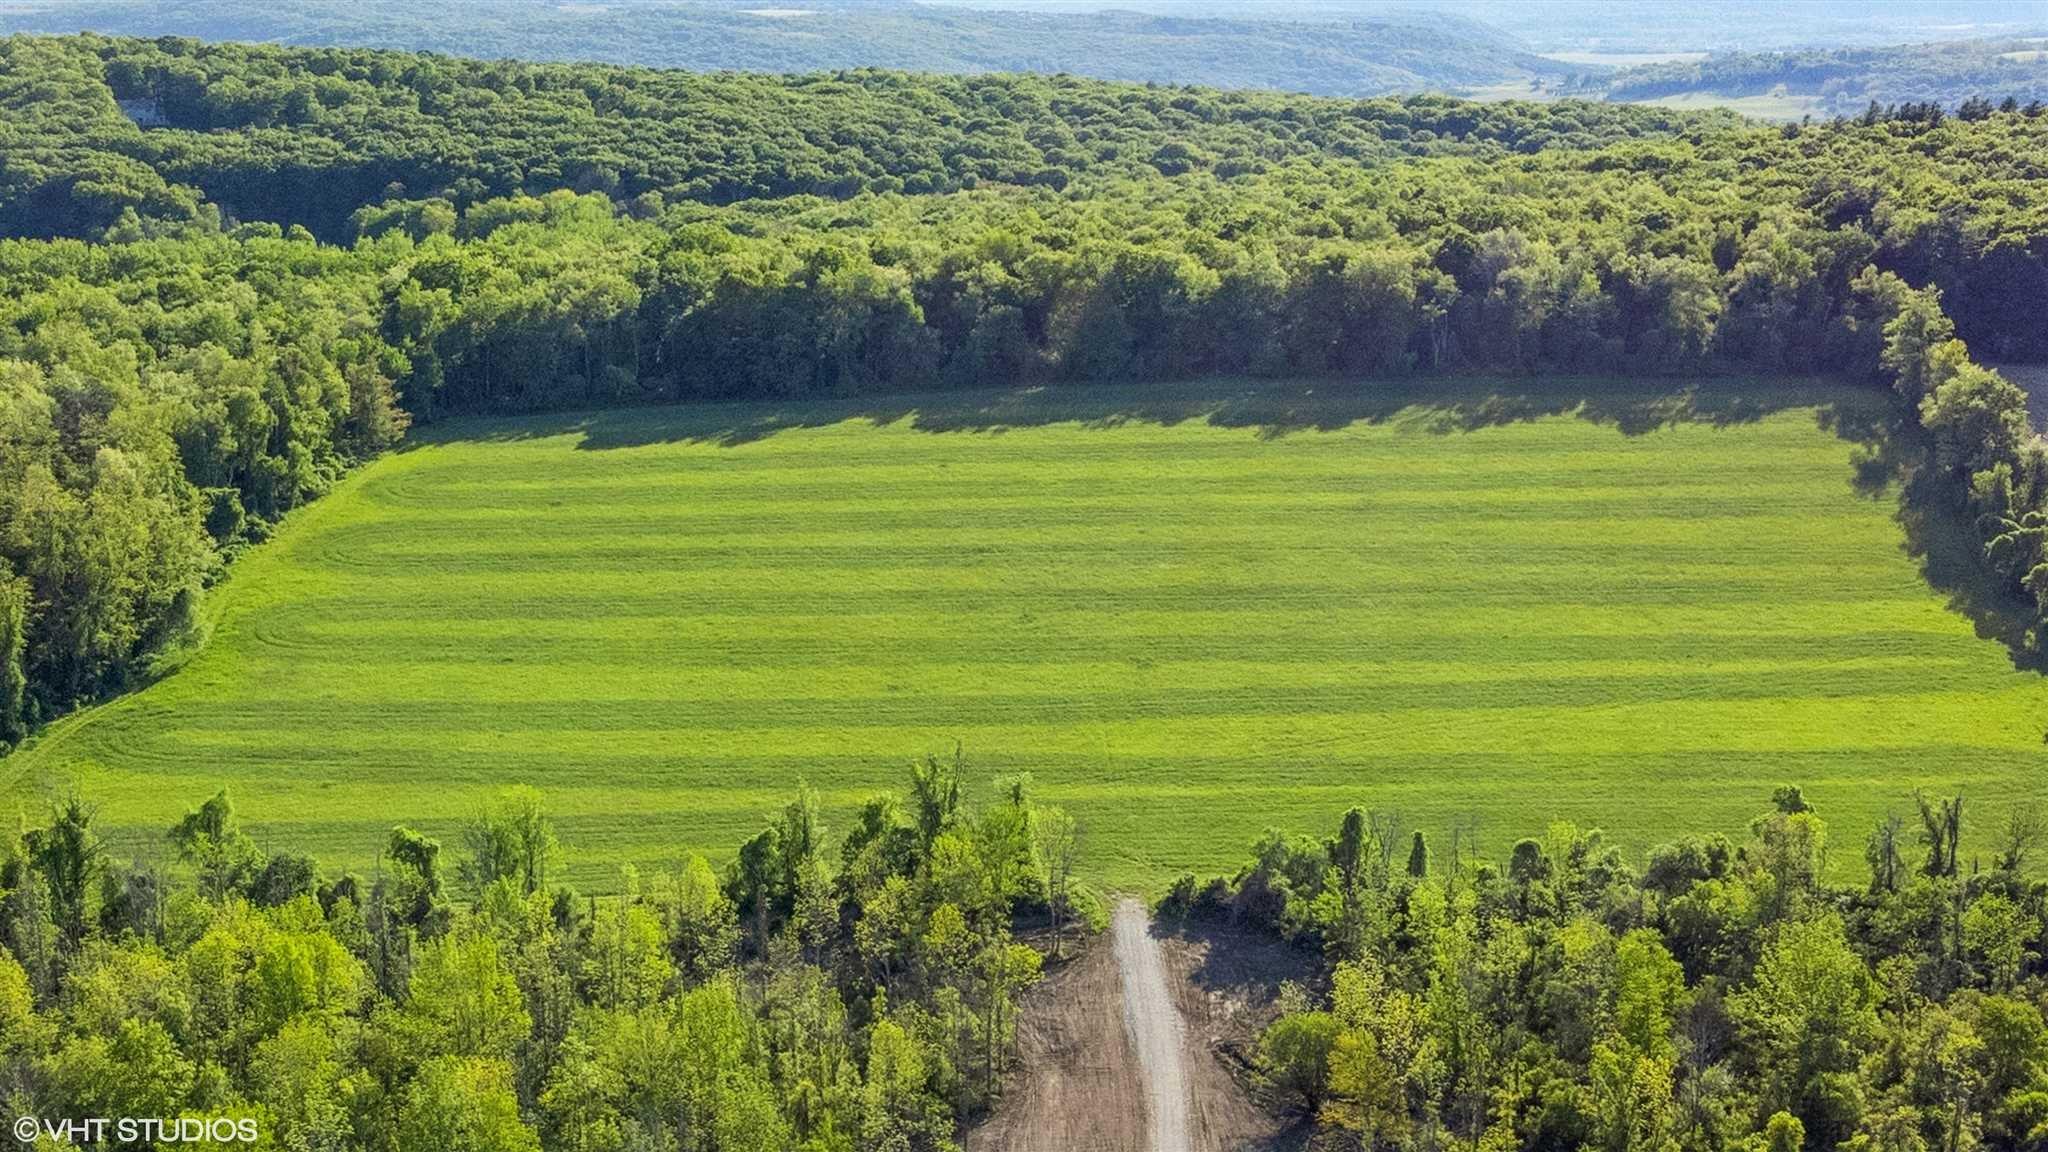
[1,40,2046,748]
[0,34,1710,243]
[7,102,2048,742]
[1179,787,2048,1151]
[0,2,1582,103]
[0,755,1092,1151]
[1595,39,2048,116]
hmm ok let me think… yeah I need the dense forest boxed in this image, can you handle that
[2,26,2048,1151]
[1183,786,2048,1152]
[1597,39,2048,115]
[9,775,2048,1151]
[0,756,1087,1150]
[0,35,1710,241]
[0,0,1580,101]
[7,1,2045,112]
[4,36,2048,748]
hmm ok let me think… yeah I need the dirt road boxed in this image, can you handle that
[1115,897,1190,1152]
[964,903,1287,1152]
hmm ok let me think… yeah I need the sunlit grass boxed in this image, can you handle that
[7,377,2044,891]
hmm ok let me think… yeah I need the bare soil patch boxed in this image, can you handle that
[965,923,1148,1152]
[967,902,1307,1152]
[1156,916,1318,1151]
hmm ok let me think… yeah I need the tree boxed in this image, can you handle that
[400,1056,542,1152]
[47,1018,194,1125]
[659,853,739,982]
[675,978,792,1152]
[1328,809,1367,910]
[977,940,1043,1098]
[586,867,670,1010]
[0,564,27,745]
[1865,814,1905,895]
[862,1017,951,1152]
[252,1017,352,1151]
[251,851,317,908]
[1030,804,1079,961]
[1750,797,1827,924]
[1875,282,1957,399]
[1589,1039,1677,1152]
[1406,830,1429,879]
[1613,928,1685,1061]
[1257,1010,1338,1112]
[27,796,101,948]
[1730,915,1878,1141]
[462,785,558,898]
[975,779,1032,919]
[0,944,51,1060]
[910,749,962,861]
[404,927,529,1062]
[386,825,450,931]
[1992,802,2043,873]
[1323,957,1424,1148]
[1962,892,2030,991]
[729,827,782,958]
[779,782,836,960]
[1762,1111,1805,1152]
[1915,792,1964,879]
[168,788,262,901]
[1920,365,2029,480]
[2,847,60,1000]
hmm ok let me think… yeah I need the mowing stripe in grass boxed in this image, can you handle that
[6,378,2045,891]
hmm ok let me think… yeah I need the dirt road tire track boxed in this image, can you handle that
[1115,897,1190,1152]
[966,902,1282,1152]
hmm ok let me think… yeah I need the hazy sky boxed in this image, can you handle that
[921,0,2048,51]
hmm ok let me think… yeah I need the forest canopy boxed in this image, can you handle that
[0,762,1081,1152]
[1186,787,2048,1152]
[1593,38,2048,115]
[5,1,2043,112]
[0,34,1719,242]
[0,35,2046,787]
[0,0,1584,101]
[2,28,2048,1152]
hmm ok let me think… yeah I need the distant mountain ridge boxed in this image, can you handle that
[1593,37,2048,116]
[934,1,2048,53]
[3,0,2041,116]
[0,0,1580,99]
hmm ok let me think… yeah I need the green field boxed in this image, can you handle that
[1635,88,1833,122]
[5,378,2045,891]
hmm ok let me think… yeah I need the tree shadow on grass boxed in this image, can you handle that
[1899,474,2047,673]
[1820,401,2048,674]
[407,373,1840,451]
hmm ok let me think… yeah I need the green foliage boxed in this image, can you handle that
[0,42,2045,1147]
[167,788,261,902]
[461,785,561,899]
[0,2,1595,103]
[0,41,2045,750]
[401,1056,541,1152]
[0,34,1705,243]
[0,773,1048,1149]
[1238,792,2048,1151]
[1257,1009,1340,1109]
[1598,39,2048,116]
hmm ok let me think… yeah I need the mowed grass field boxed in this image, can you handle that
[5,377,2046,891]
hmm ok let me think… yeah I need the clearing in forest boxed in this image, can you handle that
[5,377,2044,889]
